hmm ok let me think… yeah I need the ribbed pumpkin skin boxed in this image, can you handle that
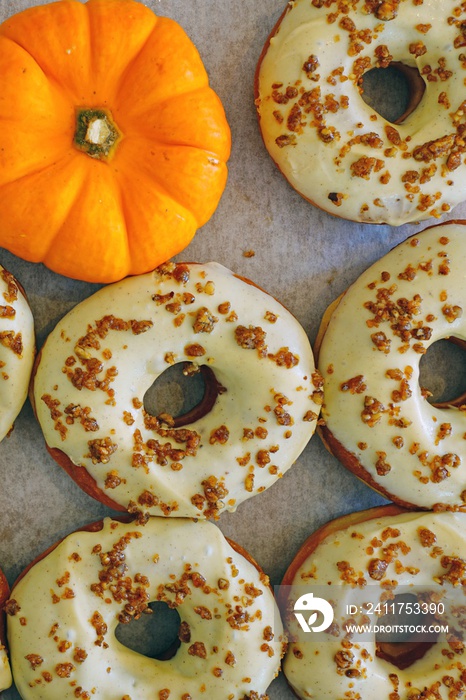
[0,0,231,283]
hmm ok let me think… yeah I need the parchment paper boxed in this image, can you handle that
[0,1,463,698]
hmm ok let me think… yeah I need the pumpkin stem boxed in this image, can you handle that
[74,108,121,160]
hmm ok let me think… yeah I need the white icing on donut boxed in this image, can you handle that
[7,517,285,700]
[0,567,12,692]
[317,221,466,510]
[256,0,466,225]
[0,265,34,441]
[283,509,466,700]
[0,647,11,692]
[33,262,321,517]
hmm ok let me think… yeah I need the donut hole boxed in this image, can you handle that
[375,593,438,670]
[360,63,425,124]
[419,338,466,407]
[115,601,182,660]
[143,362,224,427]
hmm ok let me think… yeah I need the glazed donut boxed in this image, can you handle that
[255,0,466,226]
[316,220,466,510]
[6,516,285,700]
[0,567,12,692]
[281,506,466,700]
[0,265,34,441]
[31,261,322,518]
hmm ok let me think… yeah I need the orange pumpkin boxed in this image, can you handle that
[0,0,231,283]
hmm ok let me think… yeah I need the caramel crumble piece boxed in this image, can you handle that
[105,471,124,489]
[1,270,18,303]
[209,425,230,445]
[438,92,450,110]
[319,126,339,143]
[371,331,391,353]
[178,620,191,643]
[244,473,254,492]
[260,643,274,657]
[41,394,62,423]
[391,378,412,403]
[373,0,400,20]
[350,156,384,180]
[225,650,236,666]
[218,301,231,315]
[368,558,388,580]
[55,662,75,678]
[184,343,206,357]
[303,54,319,76]
[4,599,21,616]
[256,449,271,467]
[25,654,43,670]
[335,650,354,669]
[156,262,190,284]
[188,641,207,658]
[273,392,294,426]
[227,606,250,629]
[438,259,450,275]
[235,325,267,356]
[193,307,218,334]
[304,409,318,423]
[0,305,15,319]
[385,369,403,382]
[0,330,23,356]
[375,451,391,475]
[87,437,117,464]
[419,527,437,547]
[56,571,70,588]
[276,134,297,148]
[123,411,134,426]
[73,647,88,664]
[64,403,99,432]
[409,41,427,57]
[437,555,466,586]
[194,606,212,620]
[152,291,174,306]
[447,151,461,171]
[385,125,401,145]
[340,375,366,394]
[288,104,303,133]
[398,264,416,281]
[201,476,229,517]
[131,320,153,335]
[268,347,299,367]
[442,304,462,323]
[435,422,452,444]
[413,134,455,163]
